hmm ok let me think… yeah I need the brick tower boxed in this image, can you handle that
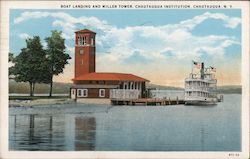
[74,29,96,78]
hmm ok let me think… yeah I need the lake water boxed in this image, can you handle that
[9,94,241,151]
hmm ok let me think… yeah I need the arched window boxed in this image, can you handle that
[83,36,87,45]
[91,37,94,45]
[77,36,80,45]
[79,36,83,45]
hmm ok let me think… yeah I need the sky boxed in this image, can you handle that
[9,9,241,87]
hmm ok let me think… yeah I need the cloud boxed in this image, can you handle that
[96,26,239,63]
[18,33,31,39]
[14,11,111,40]
[14,12,50,24]
[178,12,241,29]
[13,11,241,86]
[14,12,241,60]
[14,11,241,52]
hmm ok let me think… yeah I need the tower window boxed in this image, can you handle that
[83,36,87,45]
[91,37,94,45]
[80,36,83,45]
[77,36,80,45]
[80,49,84,55]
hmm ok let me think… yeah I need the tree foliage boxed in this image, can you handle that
[9,52,14,62]
[45,30,71,97]
[9,30,71,97]
[9,36,50,96]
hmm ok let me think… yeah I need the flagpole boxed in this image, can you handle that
[191,61,193,75]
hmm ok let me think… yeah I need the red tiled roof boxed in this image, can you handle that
[72,72,149,82]
[75,29,96,34]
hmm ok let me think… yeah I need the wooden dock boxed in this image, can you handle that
[111,98,185,106]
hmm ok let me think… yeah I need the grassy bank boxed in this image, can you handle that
[217,85,241,94]
[9,80,72,94]
[146,83,242,94]
[9,96,70,100]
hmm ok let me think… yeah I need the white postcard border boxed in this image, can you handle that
[0,1,249,159]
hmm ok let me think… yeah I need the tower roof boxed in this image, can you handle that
[75,29,96,34]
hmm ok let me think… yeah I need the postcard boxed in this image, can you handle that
[0,0,249,159]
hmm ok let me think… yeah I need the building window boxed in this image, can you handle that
[99,89,105,97]
[77,89,88,97]
[77,89,82,97]
[130,82,134,89]
[83,89,88,97]
[124,82,128,89]
[80,49,84,55]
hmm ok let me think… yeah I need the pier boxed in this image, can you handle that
[111,98,185,106]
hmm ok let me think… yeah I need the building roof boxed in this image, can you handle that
[75,29,96,34]
[72,72,149,82]
[71,84,119,89]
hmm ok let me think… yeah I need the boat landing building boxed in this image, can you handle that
[70,29,149,102]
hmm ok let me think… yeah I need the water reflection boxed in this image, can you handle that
[29,115,34,142]
[9,95,241,151]
[10,114,97,151]
[75,117,96,150]
[10,114,66,151]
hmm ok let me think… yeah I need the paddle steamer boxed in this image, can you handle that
[184,62,218,105]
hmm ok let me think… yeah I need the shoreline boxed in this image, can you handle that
[9,98,75,107]
[9,93,239,107]
[9,98,112,107]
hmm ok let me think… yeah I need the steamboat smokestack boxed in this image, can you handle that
[201,62,204,79]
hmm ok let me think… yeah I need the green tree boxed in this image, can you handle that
[9,52,14,79]
[45,30,71,97]
[9,52,14,62]
[10,36,50,96]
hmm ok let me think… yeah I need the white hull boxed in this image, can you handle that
[185,100,217,105]
[184,96,217,105]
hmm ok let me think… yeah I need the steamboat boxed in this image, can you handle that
[184,61,218,105]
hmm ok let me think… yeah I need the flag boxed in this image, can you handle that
[193,61,201,69]
[210,66,216,72]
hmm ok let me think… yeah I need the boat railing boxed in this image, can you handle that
[110,89,141,99]
[187,73,216,80]
[185,86,215,91]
